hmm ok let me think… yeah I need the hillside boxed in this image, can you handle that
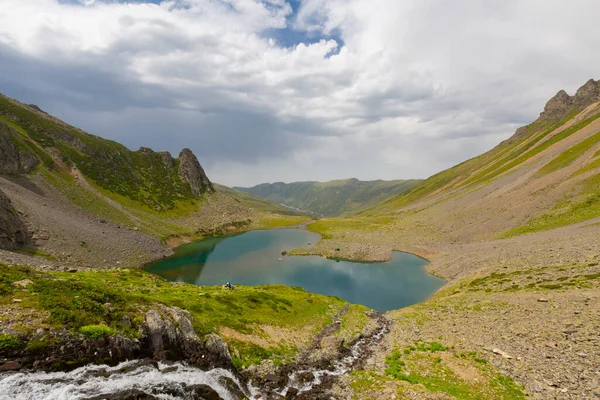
[292,79,600,398]
[213,183,309,216]
[236,178,421,217]
[365,78,600,238]
[0,93,308,269]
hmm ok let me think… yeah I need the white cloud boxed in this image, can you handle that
[0,0,599,186]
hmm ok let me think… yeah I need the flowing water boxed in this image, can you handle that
[0,361,255,400]
[146,229,444,312]
[0,318,389,400]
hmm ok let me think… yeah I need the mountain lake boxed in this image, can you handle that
[146,229,444,312]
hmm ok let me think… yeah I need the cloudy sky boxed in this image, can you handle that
[0,0,599,186]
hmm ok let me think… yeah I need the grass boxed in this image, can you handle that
[460,263,600,293]
[503,172,600,237]
[0,263,345,366]
[0,116,56,169]
[574,151,600,177]
[366,110,591,214]
[11,247,57,261]
[334,304,370,341]
[460,121,562,187]
[366,120,561,213]
[538,130,600,175]
[0,334,21,351]
[40,168,137,228]
[253,215,312,229]
[384,342,525,399]
[214,184,308,216]
[0,94,207,210]
[39,167,203,239]
[229,340,297,369]
[308,217,394,239]
[79,324,117,339]
[237,179,421,217]
[469,111,600,186]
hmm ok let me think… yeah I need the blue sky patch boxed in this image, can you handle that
[261,0,344,54]
[57,0,344,54]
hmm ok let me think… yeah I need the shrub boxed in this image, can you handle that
[0,334,21,350]
[79,324,117,339]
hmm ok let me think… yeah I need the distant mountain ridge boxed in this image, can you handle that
[213,184,310,216]
[236,178,421,217]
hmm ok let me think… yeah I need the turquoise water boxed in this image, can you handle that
[146,229,444,312]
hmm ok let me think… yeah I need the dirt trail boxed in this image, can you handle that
[69,168,144,228]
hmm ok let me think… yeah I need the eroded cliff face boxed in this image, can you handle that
[0,189,28,249]
[0,120,38,175]
[178,148,215,196]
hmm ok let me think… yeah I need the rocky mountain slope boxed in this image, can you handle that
[366,78,600,237]
[299,79,600,399]
[0,93,307,269]
[237,178,421,217]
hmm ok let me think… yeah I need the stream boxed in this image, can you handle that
[0,315,390,400]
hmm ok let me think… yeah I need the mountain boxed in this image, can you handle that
[360,79,600,239]
[213,184,310,216]
[0,93,307,268]
[236,178,421,217]
[0,96,214,210]
[296,80,600,398]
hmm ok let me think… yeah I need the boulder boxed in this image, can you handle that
[142,305,233,369]
[188,384,224,400]
[12,279,33,288]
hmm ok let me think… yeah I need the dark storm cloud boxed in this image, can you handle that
[1,0,600,185]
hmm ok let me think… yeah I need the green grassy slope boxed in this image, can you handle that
[213,184,309,216]
[0,263,348,369]
[236,178,421,217]
[0,94,203,211]
[366,83,600,233]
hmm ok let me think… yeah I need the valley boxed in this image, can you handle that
[236,179,421,218]
[1,79,600,399]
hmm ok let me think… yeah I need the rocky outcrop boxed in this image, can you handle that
[503,79,600,145]
[539,79,600,121]
[0,189,28,249]
[142,305,232,369]
[178,148,215,196]
[0,305,233,372]
[158,151,175,168]
[27,104,47,114]
[0,120,38,174]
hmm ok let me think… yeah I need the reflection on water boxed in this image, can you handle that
[146,229,444,312]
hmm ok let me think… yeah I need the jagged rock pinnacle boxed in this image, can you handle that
[178,148,215,196]
[539,79,600,121]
